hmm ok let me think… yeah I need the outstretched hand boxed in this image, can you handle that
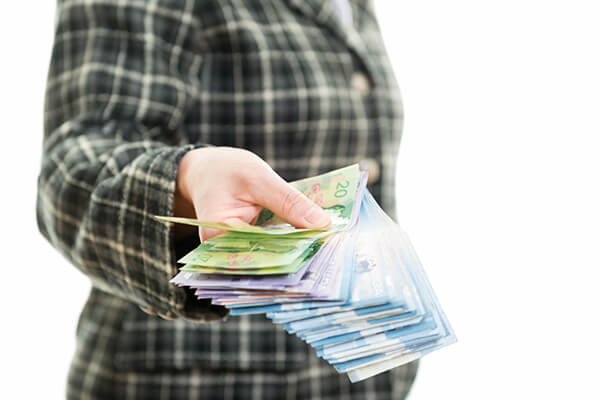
[174,147,331,241]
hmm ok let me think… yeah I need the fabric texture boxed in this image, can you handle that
[329,0,353,26]
[37,0,418,398]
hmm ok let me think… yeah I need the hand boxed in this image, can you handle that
[174,147,331,241]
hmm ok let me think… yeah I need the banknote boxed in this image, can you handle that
[180,243,319,275]
[267,300,390,324]
[318,317,439,361]
[285,302,408,334]
[255,164,361,232]
[178,236,318,269]
[171,253,317,290]
[178,231,332,272]
[305,312,423,346]
[154,216,323,235]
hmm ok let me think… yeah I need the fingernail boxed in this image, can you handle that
[304,206,330,228]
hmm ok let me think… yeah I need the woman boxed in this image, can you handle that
[37,0,418,398]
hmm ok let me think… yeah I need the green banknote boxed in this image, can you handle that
[178,230,331,269]
[178,236,316,269]
[256,164,360,232]
[154,216,321,235]
[181,242,321,275]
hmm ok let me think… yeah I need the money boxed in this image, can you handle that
[180,244,319,275]
[255,164,361,231]
[178,236,318,269]
[153,216,322,235]
[160,165,456,382]
[156,164,361,275]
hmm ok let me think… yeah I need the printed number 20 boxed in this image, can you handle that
[335,180,350,198]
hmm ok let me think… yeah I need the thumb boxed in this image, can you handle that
[251,173,331,229]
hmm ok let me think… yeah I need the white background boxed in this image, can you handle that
[1,1,598,398]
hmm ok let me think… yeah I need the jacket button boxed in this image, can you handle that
[359,158,380,184]
[351,72,371,96]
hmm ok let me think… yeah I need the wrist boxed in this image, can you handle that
[174,150,199,238]
[176,150,195,204]
[174,150,197,217]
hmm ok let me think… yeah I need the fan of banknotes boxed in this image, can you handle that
[156,164,456,382]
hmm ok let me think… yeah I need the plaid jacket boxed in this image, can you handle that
[37,0,418,398]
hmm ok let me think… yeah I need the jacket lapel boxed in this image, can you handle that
[284,0,371,64]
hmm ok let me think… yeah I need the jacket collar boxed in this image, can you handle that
[284,0,370,63]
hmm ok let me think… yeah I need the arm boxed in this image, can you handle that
[37,1,330,321]
[36,0,217,320]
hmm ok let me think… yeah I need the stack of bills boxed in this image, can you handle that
[156,165,456,382]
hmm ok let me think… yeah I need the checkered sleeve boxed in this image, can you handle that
[36,0,226,321]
